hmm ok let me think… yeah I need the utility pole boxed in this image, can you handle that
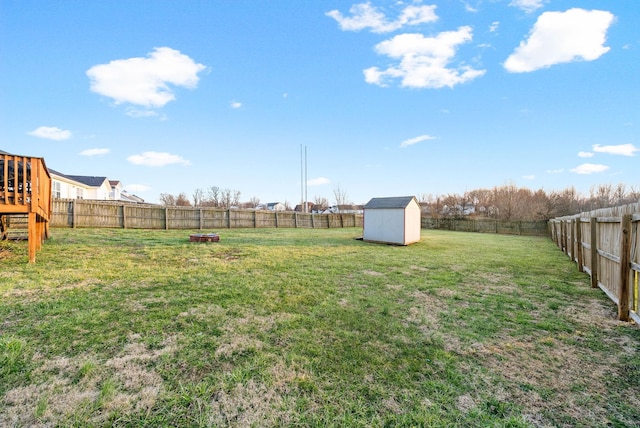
[300,145,308,213]
[305,145,308,213]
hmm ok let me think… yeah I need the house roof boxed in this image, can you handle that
[63,175,109,187]
[364,196,418,209]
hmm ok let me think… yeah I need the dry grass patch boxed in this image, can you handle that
[0,334,178,427]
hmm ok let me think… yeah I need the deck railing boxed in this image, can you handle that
[0,152,52,262]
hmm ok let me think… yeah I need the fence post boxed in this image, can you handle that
[199,209,203,230]
[575,217,583,272]
[227,209,231,228]
[294,212,298,228]
[590,217,598,289]
[619,214,632,321]
[275,212,279,228]
[122,204,127,229]
[254,211,257,228]
[570,219,575,262]
[72,200,77,228]
[165,208,169,230]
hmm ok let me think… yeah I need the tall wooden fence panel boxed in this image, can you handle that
[549,201,640,324]
[50,200,364,231]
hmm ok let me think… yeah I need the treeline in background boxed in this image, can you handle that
[418,182,639,221]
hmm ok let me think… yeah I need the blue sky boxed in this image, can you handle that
[1,0,638,206]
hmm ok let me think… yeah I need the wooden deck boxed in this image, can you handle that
[0,152,52,262]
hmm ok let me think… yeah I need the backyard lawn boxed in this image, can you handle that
[1,228,638,427]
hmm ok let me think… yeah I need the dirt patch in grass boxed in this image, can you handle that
[0,334,178,427]
[0,248,14,260]
[2,279,100,301]
[448,295,639,426]
[363,270,384,276]
[210,361,310,427]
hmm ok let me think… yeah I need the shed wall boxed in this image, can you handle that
[404,200,422,244]
[363,208,406,244]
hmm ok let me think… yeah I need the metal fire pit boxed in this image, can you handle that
[189,233,220,242]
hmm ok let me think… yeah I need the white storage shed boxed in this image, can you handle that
[363,196,421,245]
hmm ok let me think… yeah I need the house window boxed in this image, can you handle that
[77,188,84,200]
[52,181,61,199]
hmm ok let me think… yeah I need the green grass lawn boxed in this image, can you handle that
[1,228,638,427]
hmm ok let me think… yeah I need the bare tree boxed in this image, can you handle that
[333,186,350,206]
[231,190,241,207]
[313,195,328,210]
[207,186,221,207]
[175,192,191,207]
[590,184,613,209]
[159,193,176,206]
[192,188,204,207]
[248,196,260,208]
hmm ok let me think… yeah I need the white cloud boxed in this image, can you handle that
[546,169,564,174]
[400,134,436,148]
[326,2,438,33]
[462,2,477,13]
[27,126,72,141]
[504,9,615,73]
[570,163,609,174]
[126,184,150,192]
[308,177,330,186]
[80,148,109,156]
[523,175,535,180]
[489,21,500,33]
[87,47,206,108]
[509,0,545,13]
[127,151,190,167]
[230,101,242,109]
[364,27,486,88]
[126,108,161,118]
[578,151,594,158]
[592,143,638,156]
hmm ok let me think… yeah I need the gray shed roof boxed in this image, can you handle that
[364,196,417,209]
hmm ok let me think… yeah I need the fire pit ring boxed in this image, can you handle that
[189,233,220,242]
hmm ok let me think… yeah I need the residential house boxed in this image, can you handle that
[328,204,364,214]
[294,202,315,212]
[257,202,286,211]
[49,170,144,202]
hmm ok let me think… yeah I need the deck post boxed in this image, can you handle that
[28,212,37,263]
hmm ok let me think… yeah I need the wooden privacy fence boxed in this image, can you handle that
[422,217,549,236]
[549,201,640,324]
[50,199,363,230]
